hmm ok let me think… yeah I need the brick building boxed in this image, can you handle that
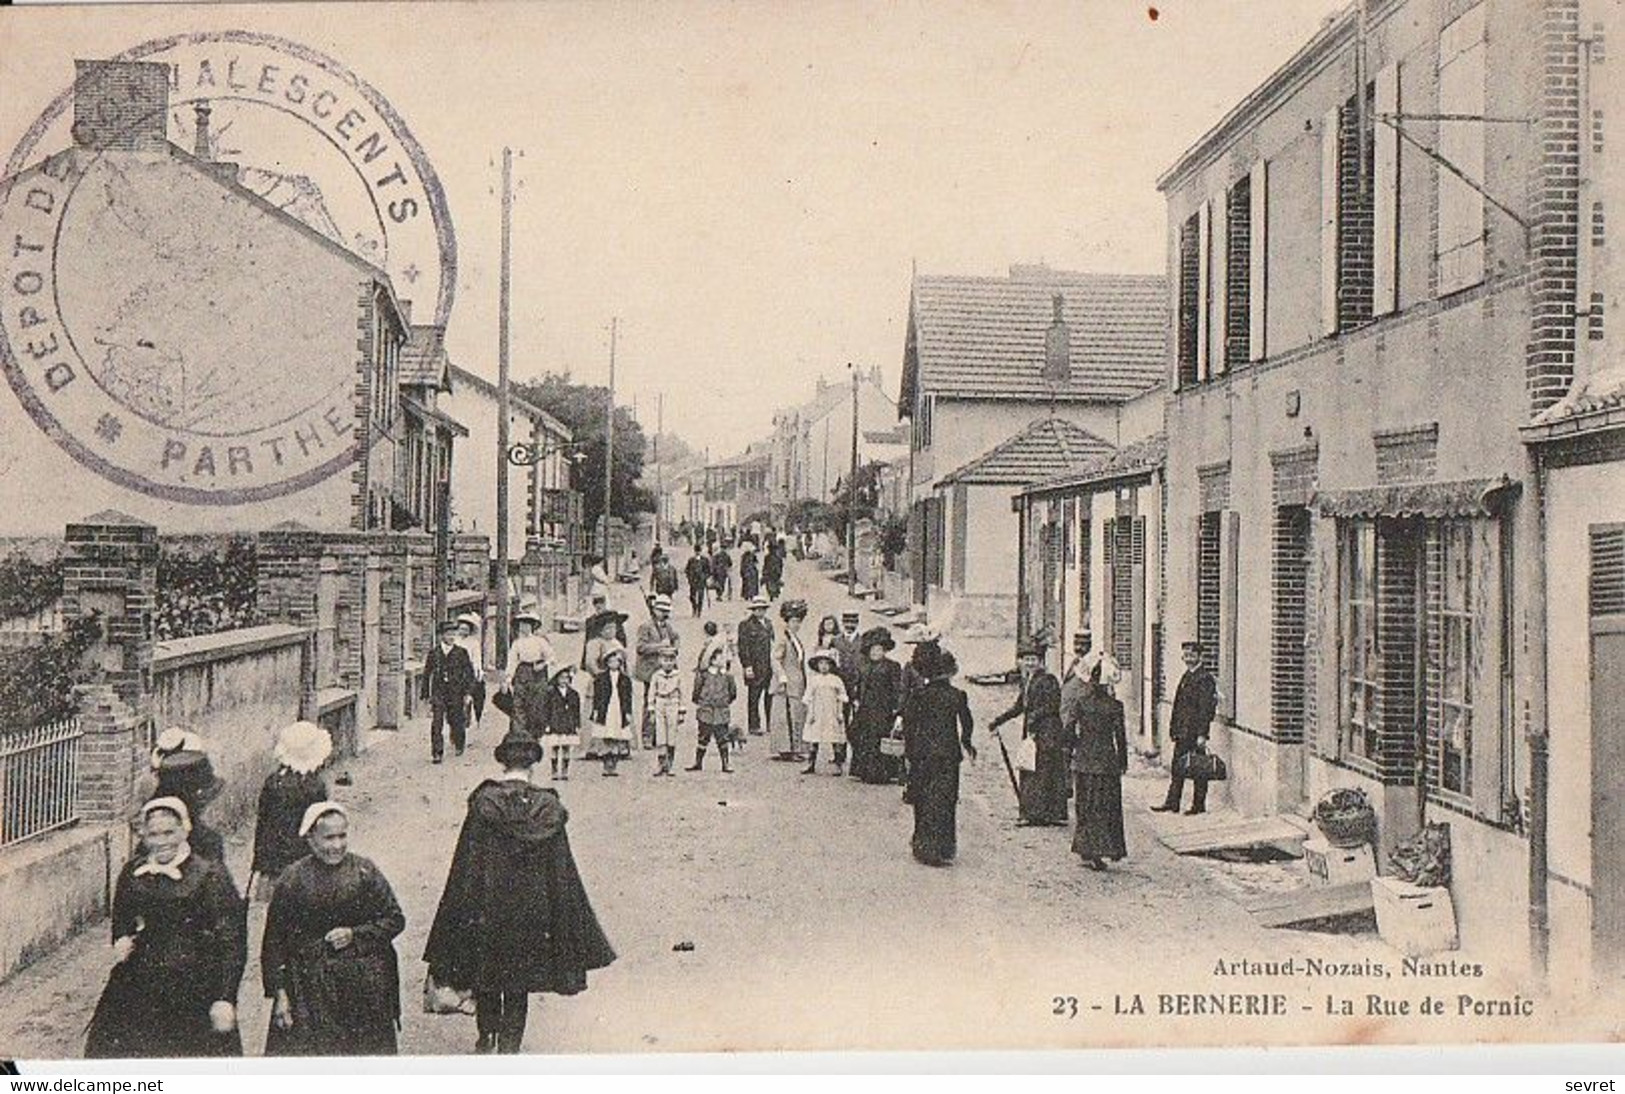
[1157,0,1619,985]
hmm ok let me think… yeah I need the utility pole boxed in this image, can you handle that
[494,146,513,667]
[603,317,617,567]
[654,392,664,547]
[848,363,859,597]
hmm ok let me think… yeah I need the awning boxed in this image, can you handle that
[1310,476,1520,520]
[401,396,470,438]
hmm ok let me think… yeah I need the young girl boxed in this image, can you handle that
[591,645,635,777]
[802,650,850,775]
[814,614,841,655]
[647,645,687,777]
[687,645,738,773]
[541,666,582,781]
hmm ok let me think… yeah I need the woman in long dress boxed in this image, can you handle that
[86,797,247,1058]
[250,721,332,899]
[1067,654,1129,870]
[591,645,635,776]
[424,728,616,1054]
[990,638,1069,827]
[262,803,406,1055]
[767,600,809,761]
[848,627,903,785]
[900,648,976,867]
[739,547,760,601]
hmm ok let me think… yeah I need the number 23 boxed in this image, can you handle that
[1052,996,1078,1019]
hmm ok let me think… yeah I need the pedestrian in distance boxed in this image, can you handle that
[505,634,552,742]
[990,636,1069,827]
[739,544,761,601]
[85,797,247,1059]
[762,541,785,600]
[1065,652,1130,871]
[711,545,733,601]
[424,728,616,1054]
[801,650,850,775]
[1153,640,1219,816]
[737,595,775,738]
[589,644,635,777]
[455,612,487,728]
[768,599,810,761]
[688,644,738,772]
[541,666,583,781]
[848,627,903,785]
[585,553,612,605]
[900,647,976,868]
[425,619,479,764]
[647,645,688,777]
[504,602,554,682]
[262,803,405,1055]
[650,554,680,601]
[249,721,333,901]
[133,725,206,810]
[684,549,710,617]
[150,747,229,865]
[813,613,841,657]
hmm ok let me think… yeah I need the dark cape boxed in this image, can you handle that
[849,658,904,784]
[261,853,405,1056]
[85,853,247,1059]
[423,779,615,995]
[902,678,974,866]
[250,769,329,879]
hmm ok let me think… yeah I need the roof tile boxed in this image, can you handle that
[936,417,1114,487]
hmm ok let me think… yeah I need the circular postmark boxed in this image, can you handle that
[0,31,456,505]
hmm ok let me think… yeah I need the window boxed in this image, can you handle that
[1342,520,1380,761]
[1437,3,1488,294]
[1436,521,1474,795]
[1176,213,1201,387]
[1224,175,1252,371]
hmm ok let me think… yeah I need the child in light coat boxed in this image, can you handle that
[647,646,688,777]
[802,650,851,775]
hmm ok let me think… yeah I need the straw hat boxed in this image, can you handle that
[274,721,332,775]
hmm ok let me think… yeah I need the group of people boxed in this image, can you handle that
[648,536,788,619]
[88,716,615,1059]
[984,633,1221,870]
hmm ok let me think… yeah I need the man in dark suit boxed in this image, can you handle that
[1154,639,1219,815]
[737,595,775,737]
[424,619,478,763]
[833,610,863,698]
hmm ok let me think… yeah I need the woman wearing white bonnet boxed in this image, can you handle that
[250,722,333,899]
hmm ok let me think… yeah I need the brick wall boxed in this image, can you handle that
[1375,422,1440,484]
[1529,0,1582,412]
[72,684,140,825]
[1374,519,1423,785]
[1336,89,1377,331]
[1197,511,1222,678]
[61,515,158,721]
[352,285,377,532]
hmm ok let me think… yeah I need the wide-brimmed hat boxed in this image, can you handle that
[550,664,577,685]
[155,750,224,806]
[598,639,628,664]
[655,643,679,658]
[779,599,808,622]
[650,593,674,612]
[494,727,543,769]
[1017,636,1049,659]
[1081,649,1124,687]
[437,619,463,636]
[913,644,958,681]
[747,595,770,610]
[456,612,481,631]
[275,721,332,775]
[859,626,896,654]
[900,623,939,645]
[806,650,839,672]
[840,611,860,624]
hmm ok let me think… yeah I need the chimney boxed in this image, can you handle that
[1042,293,1071,383]
[72,60,170,152]
[192,102,213,161]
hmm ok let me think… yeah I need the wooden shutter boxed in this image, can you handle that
[1196,200,1212,381]
[1321,104,1341,335]
[1102,517,1117,658]
[1211,195,1229,376]
[1373,64,1401,316]
[1470,518,1504,816]
[1220,511,1241,721]
[1438,4,1487,294]
[1249,159,1269,361]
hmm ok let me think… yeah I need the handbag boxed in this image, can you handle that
[422,972,475,1016]
[879,733,906,758]
[1014,735,1038,773]
[1174,747,1228,782]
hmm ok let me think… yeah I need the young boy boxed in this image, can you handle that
[688,645,738,773]
[647,645,687,777]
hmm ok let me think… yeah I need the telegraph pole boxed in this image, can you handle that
[494,146,513,667]
[848,363,859,596]
[603,317,617,566]
[654,392,664,548]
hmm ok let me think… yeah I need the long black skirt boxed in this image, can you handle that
[86,961,243,1059]
[910,756,960,865]
[1071,772,1127,860]
[1018,747,1070,825]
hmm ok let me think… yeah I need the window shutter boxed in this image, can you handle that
[1211,195,1229,375]
[1373,64,1401,315]
[1220,511,1241,721]
[1249,159,1269,361]
[1197,200,1212,381]
[1471,519,1504,816]
[1437,4,1488,294]
[1321,104,1341,335]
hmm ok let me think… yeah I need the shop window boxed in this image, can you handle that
[1341,520,1380,761]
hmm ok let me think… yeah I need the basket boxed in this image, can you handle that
[879,735,906,758]
[1313,787,1378,848]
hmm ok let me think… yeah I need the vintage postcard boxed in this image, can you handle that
[0,0,1620,1064]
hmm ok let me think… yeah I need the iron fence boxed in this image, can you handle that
[0,717,82,847]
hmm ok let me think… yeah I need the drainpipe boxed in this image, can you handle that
[1526,443,1550,983]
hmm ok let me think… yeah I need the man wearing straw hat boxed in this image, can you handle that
[635,594,681,748]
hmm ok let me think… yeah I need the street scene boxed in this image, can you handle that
[0,0,1622,1064]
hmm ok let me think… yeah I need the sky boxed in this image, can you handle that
[0,0,1348,457]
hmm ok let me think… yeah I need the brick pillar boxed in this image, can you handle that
[376,541,409,729]
[72,684,140,825]
[62,511,157,723]
[1374,518,1424,855]
[1528,0,1583,413]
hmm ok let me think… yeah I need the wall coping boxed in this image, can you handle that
[152,623,309,674]
[315,687,357,715]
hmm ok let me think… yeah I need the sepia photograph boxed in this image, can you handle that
[0,0,1620,1066]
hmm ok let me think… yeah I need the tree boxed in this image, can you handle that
[514,374,656,532]
[828,460,886,540]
